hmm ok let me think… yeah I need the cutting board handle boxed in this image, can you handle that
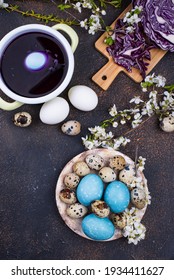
[92,60,123,90]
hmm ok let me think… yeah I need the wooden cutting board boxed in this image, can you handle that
[92,4,167,90]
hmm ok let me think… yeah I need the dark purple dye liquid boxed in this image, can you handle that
[1,32,69,97]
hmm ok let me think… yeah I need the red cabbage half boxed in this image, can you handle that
[106,0,174,79]
[133,0,174,51]
[106,11,156,79]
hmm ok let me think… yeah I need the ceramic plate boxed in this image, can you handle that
[55,148,148,241]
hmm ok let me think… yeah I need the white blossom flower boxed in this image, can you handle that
[130,108,140,114]
[130,96,144,105]
[163,91,174,103]
[106,131,114,139]
[132,13,141,24]
[129,176,144,190]
[122,207,146,245]
[88,26,96,35]
[144,73,155,83]
[142,86,147,92]
[123,12,131,23]
[81,136,94,149]
[113,136,130,150]
[134,112,141,120]
[149,90,157,99]
[123,7,142,25]
[134,5,143,12]
[131,119,142,128]
[131,112,142,128]
[120,119,126,125]
[126,26,135,33]
[101,10,106,16]
[145,190,152,205]
[109,104,117,117]
[153,75,166,87]
[72,2,82,13]
[137,156,146,171]
[112,121,118,128]
[88,126,105,136]
[80,18,88,29]
[144,100,154,116]
[0,0,8,8]
[141,107,148,115]
[82,0,92,9]
[144,73,166,88]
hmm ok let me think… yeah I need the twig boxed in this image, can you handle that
[124,115,153,136]
[134,145,139,176]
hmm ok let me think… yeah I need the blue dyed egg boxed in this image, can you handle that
[82,214,115,240]
[104,180,130,213]
[25,52,47,71]
[76,174,104,206]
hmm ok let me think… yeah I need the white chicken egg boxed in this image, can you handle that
[39,97,70,125]
[68,85,98,111]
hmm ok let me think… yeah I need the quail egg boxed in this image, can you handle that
[66,203,88,218]
[104,180,130,213]
[160,115,174,132]
[91,200,110,218]
[111,213,127,229]
[99,167,116,183]
[131,188,146,209]
[76,174,104,207]
[119,165,136,185]
[61,120,81,136]
[109,155,126,170]
[64,173,80,189]
[85,154,104,170]
[59,188,77,204]
[82,214,115,240]
[13,112,32,127]
[73,161,90,176]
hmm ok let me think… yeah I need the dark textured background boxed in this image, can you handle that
[0,0,174,260]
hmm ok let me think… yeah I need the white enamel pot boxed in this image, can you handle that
[0,23,79,110]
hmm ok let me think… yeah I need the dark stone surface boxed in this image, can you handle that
[0,0,174,260]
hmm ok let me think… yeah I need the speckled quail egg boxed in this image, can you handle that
[109,155,126,170]
[59,188,77,204]
[131,188,146,209]
[111,213,127,229]
[64,173,80,189]
[160,115,174,132]
[73,161,90,176]
[85,154,105,170]
[13,112,32,127]
[61,120,81,136]
[91,200,110,218]
[66,203,88,218]
[119,165,136,185]
[99,167,116,183]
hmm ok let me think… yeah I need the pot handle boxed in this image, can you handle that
[52,24,79,53]
[0,97,23,111]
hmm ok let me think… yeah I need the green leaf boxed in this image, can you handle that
[104,36,114,45]
[164,84,174,92]
[57,4,72,11]
[141,81,154,88]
